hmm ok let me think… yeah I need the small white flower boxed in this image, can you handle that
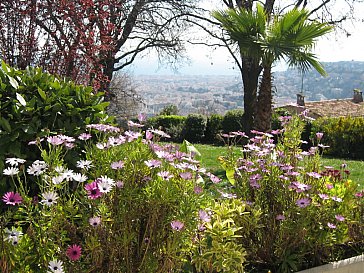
[100,175,115,186]
[3,167,19,176]
[52,175,65,185]
[96,142,107,149]
[27,160,48,176]
[5,227,23,244]
[76,160,93,170]
[72,173,88,183]
[98,181,113,193]
[41,192,59,206]
[5,157,26,166]
[54,166,65,173]
[61,169,74,181]
[48,259,64,273]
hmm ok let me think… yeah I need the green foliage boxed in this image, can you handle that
[311,116,364,159]
[159,104,178,116]
[1,127,207,272]
[221,109,244,134]
[218,114,363,272]
[204,113,223,143]
[183,114,206,143]
[0,62,113,193]
[146,115,186,142]
[190,199,250,273]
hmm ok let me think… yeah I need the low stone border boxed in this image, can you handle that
[297,254,364,273]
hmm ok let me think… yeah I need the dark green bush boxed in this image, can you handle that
[204,113,223,143]
[222,109,244,133]
[311,116,364,159]
[146,115,186,142]
[0,62,113,192]
[183,114,206,143]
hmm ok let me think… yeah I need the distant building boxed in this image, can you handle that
[278,90,364,119]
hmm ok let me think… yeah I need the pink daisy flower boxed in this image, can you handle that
[66,244,82,261]
[171,220,184,231]
[296,198,311,208]
[84,181,102,199]
[2,192,22,205]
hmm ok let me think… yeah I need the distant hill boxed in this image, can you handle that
[273,61,364,105]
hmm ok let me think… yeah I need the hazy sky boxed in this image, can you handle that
[130,2,364,75]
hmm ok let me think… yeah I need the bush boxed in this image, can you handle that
[219,114,364,272]
[222,109,244,133]
[204,114,223,143]
[311,117,364,159]
[183,114,206,143]
[146,115,186,142]
[0,62,113,193]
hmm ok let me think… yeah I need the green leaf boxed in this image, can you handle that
[180,139,201,158]
[7,75,19,89]
[226,168,236,185]
[0,117,11,132]
[16,93,26,106]
[37,87,47,100]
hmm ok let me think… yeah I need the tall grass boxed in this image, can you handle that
[194,144,364,189]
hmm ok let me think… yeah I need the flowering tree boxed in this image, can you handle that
[0,0,201,92]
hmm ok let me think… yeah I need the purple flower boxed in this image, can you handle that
[78,133,92,140]
[316,132,324,140]
[66,244,82,261]
[209,173,221,184]
[307,172,322,179]
[2,192,23,205]
[318,193,329,200]
[194,186,203,194]
[89,216,102,227]
[87,124,120,133]
[47,136,64,146]
[276,214,285,221]
[179,172,193,180]
[296,198,311,208]
[144,159,162,168]
[157,171,173,181]
[138,113,147,123]
[327,222,336,229]
[198,210,211,222]
[111,160,124,170]
[128,120,144,128]
[84,181,102,199]
[335,215,345,222]
[171,220,184,231]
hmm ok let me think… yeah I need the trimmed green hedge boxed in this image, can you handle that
[183,114,206,143]
[146,115,186,142]
[311,116,364,159]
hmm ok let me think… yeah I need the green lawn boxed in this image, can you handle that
[193,144,364,189]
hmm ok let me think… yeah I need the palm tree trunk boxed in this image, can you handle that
[241,56,262,135]
[255,66,272,132]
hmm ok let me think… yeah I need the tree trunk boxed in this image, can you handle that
[255,65,272,132]
[241,56,261,135]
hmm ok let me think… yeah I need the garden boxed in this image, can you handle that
[0,63,363,273]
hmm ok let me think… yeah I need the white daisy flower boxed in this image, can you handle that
[41,192,59,206]
[48,259,64,273]
[27,160,48,176]
[5,157,26,166]
[72,173,88,183]
[3,167,19,176]
[100,175,115,186]
[97,180,113,193]
[54,166,65,173]
[5,227,23,243]
[61,169,74,181]
[52,175,65,185]
[76,160,93,170]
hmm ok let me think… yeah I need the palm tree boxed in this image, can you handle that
[213,4,332,132]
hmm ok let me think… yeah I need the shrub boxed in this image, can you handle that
[0,125,209,272]
[222,109,244,133]
[219,114,364,272]
[0,62,113,193]
[204,114,223,144]
[311,116,364,159]
[183,114,206,143]
[146,115,186,142]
